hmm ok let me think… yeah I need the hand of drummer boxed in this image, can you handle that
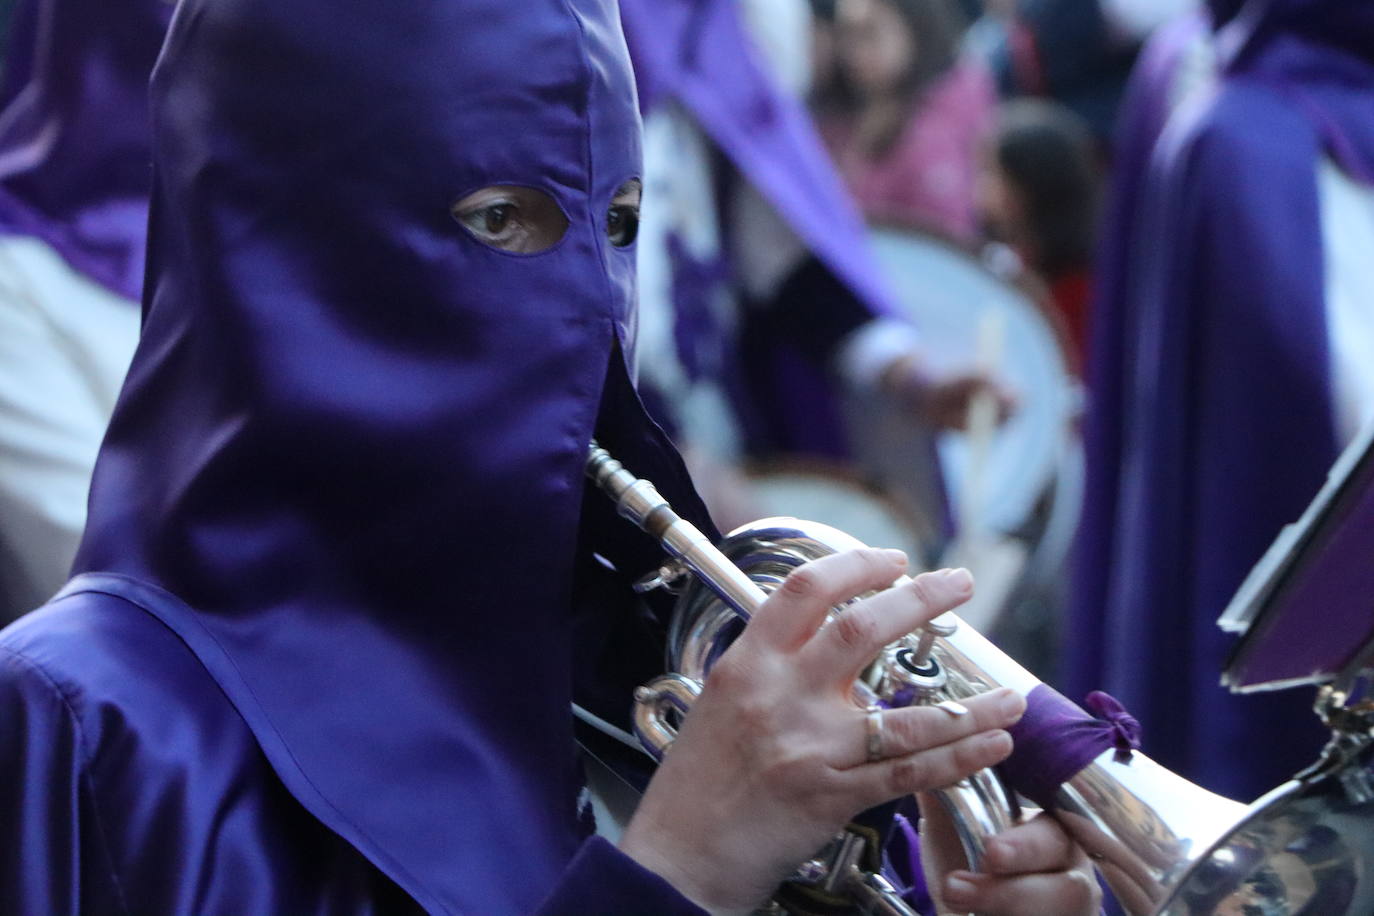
[919,796,1101,916]
[618,551,1027,914]
[881,353,1017,432]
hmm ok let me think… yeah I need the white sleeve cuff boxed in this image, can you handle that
[834,318,922,389]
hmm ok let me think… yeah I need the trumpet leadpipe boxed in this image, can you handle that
[586,441,765,621]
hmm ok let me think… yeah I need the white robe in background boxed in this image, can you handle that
[0,236,139,619]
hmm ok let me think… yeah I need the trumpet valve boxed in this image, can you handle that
[632,558,688,595]
[882,642,951,702]
[909,617,958,669]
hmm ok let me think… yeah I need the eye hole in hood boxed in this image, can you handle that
[451,185,570,254]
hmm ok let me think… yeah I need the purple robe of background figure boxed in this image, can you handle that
[0,0,718,912]
[0,0,167,300]
[1065,0,1374,802]
[0,0,171,619]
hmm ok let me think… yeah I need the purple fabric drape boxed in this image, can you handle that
[0,0,171,301]
[1065,0,1374,801]
[1066,10,1210,736]
[618,0,899,326]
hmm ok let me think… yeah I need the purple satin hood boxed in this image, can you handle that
[71,1,708,913]
[1217,0,1374,76]
[0,0,172,300]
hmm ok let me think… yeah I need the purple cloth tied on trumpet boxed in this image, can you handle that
[1002,685,1142,811]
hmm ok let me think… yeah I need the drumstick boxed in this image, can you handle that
[960,310,1005,551]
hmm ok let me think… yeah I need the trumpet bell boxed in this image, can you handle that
[1155,739,1374,915]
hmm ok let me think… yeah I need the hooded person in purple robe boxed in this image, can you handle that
[620,0,907,468]
[0,0,1104,913]
[0,0,171,619]
[619,0,1014,562]
[1065,0,1374,802]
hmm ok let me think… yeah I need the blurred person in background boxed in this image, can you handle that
[807,0,848,120]
[623,0,1009,517]
[978,98,1101,367]
[1066,0,1374,802]
[625,0,912,479]
[962,0,1017,76]
[820,0,996,241]
[962,1,1198,148]
[993,0,1141,143]
[0,0,170,622]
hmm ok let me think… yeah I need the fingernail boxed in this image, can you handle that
[984,730,1013,755]
[944,873,976,905]
[942,567,973,593]
[883,548,908,566]
[998,688,1026,722]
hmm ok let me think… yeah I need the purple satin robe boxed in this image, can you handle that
[0,588,695,915]
[1065,9,1211,740]
[0,0,715,912]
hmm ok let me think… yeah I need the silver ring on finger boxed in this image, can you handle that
[864,704,886,763]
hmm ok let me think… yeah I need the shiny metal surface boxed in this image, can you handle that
[586,443,1374,916]
[632,674,702,762]
[587,443,766,620]
[1157,737,1374,915]
[847,870,918,916]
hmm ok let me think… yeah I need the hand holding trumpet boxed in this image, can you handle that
[619,551,1097,915]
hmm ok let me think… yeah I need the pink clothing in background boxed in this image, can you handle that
[823,61,996,242]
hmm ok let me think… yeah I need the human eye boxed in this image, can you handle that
[457,200,520,243]
[450,186,568,254]
[606,178,642,248]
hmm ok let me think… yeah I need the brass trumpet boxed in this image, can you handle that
[586,443,1374,916]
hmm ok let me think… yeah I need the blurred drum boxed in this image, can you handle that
[743,462,929,564]
[847,229,1082,641]
[866,228,1079,537]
